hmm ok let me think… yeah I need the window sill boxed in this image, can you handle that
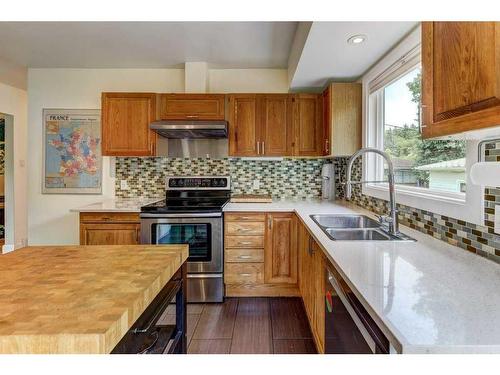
[361,183,483,225]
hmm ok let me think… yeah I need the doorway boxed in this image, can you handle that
[0,112,13,252]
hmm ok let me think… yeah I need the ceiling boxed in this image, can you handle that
[289,22,418,88]
[0,21,419,88]
[0,22,298,69]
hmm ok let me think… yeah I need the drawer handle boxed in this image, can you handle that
[102,217,112,221]
[186,115,199,118]
[238,228,253,232]
[239,216,251,219]
[238,255,252,259]
[239,273,251,277]
[239,241,252,245]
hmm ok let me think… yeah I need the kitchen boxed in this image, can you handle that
[0,3,500,372]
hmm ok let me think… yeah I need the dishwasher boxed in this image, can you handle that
[325,266,390,354]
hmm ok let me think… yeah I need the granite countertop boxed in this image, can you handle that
[224,199,500,354]
[70,197,162,213]
[0,244,188,354]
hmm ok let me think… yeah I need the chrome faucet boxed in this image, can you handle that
[345,147,399,235]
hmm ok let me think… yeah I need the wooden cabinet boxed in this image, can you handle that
[228,95,260,156]
[79,212,140,245]
[297,220,325,353]
[292,94,324,156]
[158,94,225,120]
[264,213,297,284]
[228,94,321,157]
[322,83,362,156]
[422,22,500,138]
[101,93,156,156]
[260,95,294,156]
[224,212,299,297]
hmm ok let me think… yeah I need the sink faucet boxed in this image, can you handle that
[345,147,399,235]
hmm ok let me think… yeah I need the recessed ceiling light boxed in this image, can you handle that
[347,34,367,45]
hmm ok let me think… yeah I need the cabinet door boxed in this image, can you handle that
[158,94,225,120]
[298,221,314,319]
[326,83,362,156]
[293,94,323,156]
[322,87,331,156]
[102,93,156,156]
[422,22,500,138]
[260,95,293,156]
[228,95,260,156]
[312,241,325,353]
[80,223,140,245]
[264,213,297,284]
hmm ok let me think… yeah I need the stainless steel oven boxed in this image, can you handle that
[141,213,224,303]
[140,176,230,303]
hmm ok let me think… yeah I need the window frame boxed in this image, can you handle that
[361,26,484,225]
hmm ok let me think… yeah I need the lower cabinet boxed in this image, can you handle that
[79,212,140,245]
[224,212,299,297]
[298,219,326,353]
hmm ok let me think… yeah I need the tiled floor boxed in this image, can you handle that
[158,297,317,354]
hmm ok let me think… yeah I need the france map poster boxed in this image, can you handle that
[42,109,102,194]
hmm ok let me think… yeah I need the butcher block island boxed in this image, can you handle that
[0,244,189,354]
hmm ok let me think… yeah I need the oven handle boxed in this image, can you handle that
[327,271,378,353]
[186,274,223,279]
[140,212,222,218]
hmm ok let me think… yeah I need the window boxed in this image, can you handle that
[369,65,466,196]
[363,27,484,226]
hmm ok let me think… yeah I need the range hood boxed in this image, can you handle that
[150,120,228,139]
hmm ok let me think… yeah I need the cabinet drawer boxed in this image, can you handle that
[225,213,266,222]
[225,263,264,284]
[225,249,264,263]
[225,235,264,248]
[226,222,265,236]
[79,212,140,223]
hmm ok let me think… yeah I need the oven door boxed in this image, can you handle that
[140,213,223,274]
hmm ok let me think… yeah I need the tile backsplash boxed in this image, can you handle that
[333,140,500,264]
[115,157,326,199]
[115,141,499,263]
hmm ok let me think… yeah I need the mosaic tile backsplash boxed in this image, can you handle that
[115,157,326,199]
[333,140,500,264]
[115,141,500,263]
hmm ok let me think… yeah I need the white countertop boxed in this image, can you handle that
[70,197,162,212]
[224,199,500,354]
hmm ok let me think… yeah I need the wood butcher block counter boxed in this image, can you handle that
[0,244,188,354]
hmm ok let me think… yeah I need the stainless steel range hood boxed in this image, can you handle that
[150,120,228,139]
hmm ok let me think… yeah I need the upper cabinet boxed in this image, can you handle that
[228,93,321,157]
[292,94,324,157]
[228,94,260,156]
[102,92,156,156]
[422,22,500,138]
[322,83,362,156]
[158,94,225,120]
[260,95,294,156]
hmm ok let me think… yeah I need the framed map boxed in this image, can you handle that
[42,109,102,194]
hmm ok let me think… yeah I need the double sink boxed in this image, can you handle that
[310,214,416,242]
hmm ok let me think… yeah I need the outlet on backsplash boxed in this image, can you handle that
[120,180,129,190]
[253,180,260,190]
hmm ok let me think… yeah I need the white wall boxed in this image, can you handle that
[27,68,289,245]
[0,82,28,252]
[208,69,288,93]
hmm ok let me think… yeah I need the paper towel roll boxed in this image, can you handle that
[470,162,500,186]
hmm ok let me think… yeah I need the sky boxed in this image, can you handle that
[384,68,420,129]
